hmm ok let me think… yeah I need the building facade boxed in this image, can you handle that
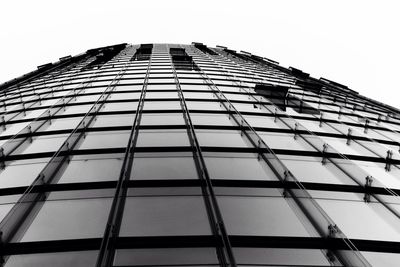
[0,43,400,267]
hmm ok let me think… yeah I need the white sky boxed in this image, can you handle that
[0,0,399,108]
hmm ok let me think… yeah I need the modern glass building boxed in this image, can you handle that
[0,42,400,267]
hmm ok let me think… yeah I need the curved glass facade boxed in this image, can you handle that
[0,43,400,267]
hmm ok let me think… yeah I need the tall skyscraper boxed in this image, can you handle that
[0,43,399,267]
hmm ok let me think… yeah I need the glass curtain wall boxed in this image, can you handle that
[0,43,399,267]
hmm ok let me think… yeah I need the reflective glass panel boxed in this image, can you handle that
[78,131,130,149]
[114,248,219,266]
[21,196,112,241]
[136,130,189,147]
[120,196,211,236]
[5,251,97,267]
[56,154,124,183]
[218,196,310,236]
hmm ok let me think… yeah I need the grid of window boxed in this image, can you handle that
[0,43,400,267]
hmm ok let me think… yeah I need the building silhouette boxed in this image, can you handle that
[0,43,400,267]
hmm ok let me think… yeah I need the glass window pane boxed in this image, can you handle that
[191,114,234,126]
[136,130,189,147]
[78,131,130,149]
[145,91,178,99]
[317,199,400,241]
[42,118,81,132]
[0,203,14,222]
[260,132,316,151]
[140,113,185,125]
[362,251,400,267]
[131,153,197,180]
[4,251,97,267]
[234,248,330,266]
[102,102,137,112]
[0,158,49,189]
[21,196,112,241]
[120,196,211,236]
[56,154,124,183]
[186,101,222,111]
[63,104,92,115]
[205,154,276,180]
[114,248,218,266]
[109,92,140,100]
[143,101,181,110]
[244,115,290,129]
[13,134,68,155]
[197,130,249,147]
[183,92,214,99]
[91,114,134,127]
[218,196,310,236]
[279,155,357,185]
[0,122,30,137]
[320,136,376,156]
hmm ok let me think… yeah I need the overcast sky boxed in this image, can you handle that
[0,0,399,108]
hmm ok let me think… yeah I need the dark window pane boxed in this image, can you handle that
[120,196,211,236]
[20,196,112,241]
